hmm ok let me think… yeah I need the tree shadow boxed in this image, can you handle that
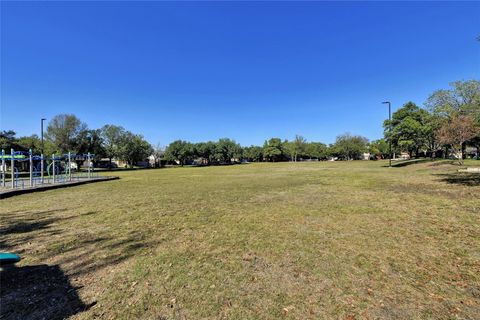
[0,219,55,235]
[45,231,159,278]
[0,208,161,317]
[0,210,79,251]
[1,207,159,275]
[0,264,95,320]
[435,173,480,186]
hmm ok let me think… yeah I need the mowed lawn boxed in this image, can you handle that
[1,161,479,319]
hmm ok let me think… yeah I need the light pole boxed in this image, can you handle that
[41,118,46,154]
[382,101,392,167]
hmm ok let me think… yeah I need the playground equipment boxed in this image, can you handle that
[0,149,98,191]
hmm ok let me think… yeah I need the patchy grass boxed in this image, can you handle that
[1,161,479,319]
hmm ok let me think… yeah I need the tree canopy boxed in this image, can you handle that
[331,133,369,160]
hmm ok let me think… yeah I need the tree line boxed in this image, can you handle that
[1,79,479,167]
[383,80,480,163]
[0,115,152,167]
[163,133,370,166]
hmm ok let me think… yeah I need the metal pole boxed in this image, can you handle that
[41,118,46,155]
[1,149,5,187]
[382,101,392,168]
[11,148,14,189]
[29,149,33,187]
[52,154,56,184]
[87,152,91,179]
[387,102,392,167]
[68,152,72,181]
[41,154,44,185]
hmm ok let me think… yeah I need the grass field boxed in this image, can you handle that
[1,160,479,319]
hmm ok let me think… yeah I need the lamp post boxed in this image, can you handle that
[382,101,392,168]
[41,118,46,154]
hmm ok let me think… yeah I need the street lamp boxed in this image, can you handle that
[41,118,46,154]
[382,101,392,168]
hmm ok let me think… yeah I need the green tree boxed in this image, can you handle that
[76,129,105,159]
[194,141,217,164]
[284,135,307,162]
[426,80,480,158]
[263,138,284,162]
[283,141,296,162]
[332,133,368,160]
[368,139,389,159]
[293,135,307,161]
[0,130,19,151]
[426,80,480,119]
[423,113,445,158]
[101,125,126,164]
[46,114,87,153]
[243,145,263,162]
[17,135,41,153]
[384,102,431,158]
[304,142,328,160]
[214,138,242,163]
[118,132,153,167]
[164,140,194,166]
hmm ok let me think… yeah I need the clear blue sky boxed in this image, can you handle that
[1,1,479,146]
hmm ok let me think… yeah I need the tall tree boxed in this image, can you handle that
[194,141,217,165]
[164,140,193,166]
[117,132,153,167]
[101,125,126,164]
[368,139,389,159]
[263,138,284,162]
[76,129,105,159]
[46,114,87,153]
[243,145,263,162]
[283,141,296,162]
[384,102,431,158]
[151,142,165,168]
[436,115,479,165]
[284,135,307,162]
[214,138,242,163]
[426,80,480,119]
[304,142,328,160]
[0,130,19,151]
[17,135,41,153]
[426,80,480,158]
[332,133,368,160]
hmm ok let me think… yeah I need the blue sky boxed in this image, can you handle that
[1,1,479,146]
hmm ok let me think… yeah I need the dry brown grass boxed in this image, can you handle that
[1,160,479,319]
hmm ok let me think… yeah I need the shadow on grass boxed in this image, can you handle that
[0,210,82,251]
[0,209,159,318]
[386,158,433,167]
[435,172,480,186]
[0,264,95,320]
[52,231,158,278]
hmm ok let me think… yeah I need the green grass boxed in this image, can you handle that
[1,160,479,319]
